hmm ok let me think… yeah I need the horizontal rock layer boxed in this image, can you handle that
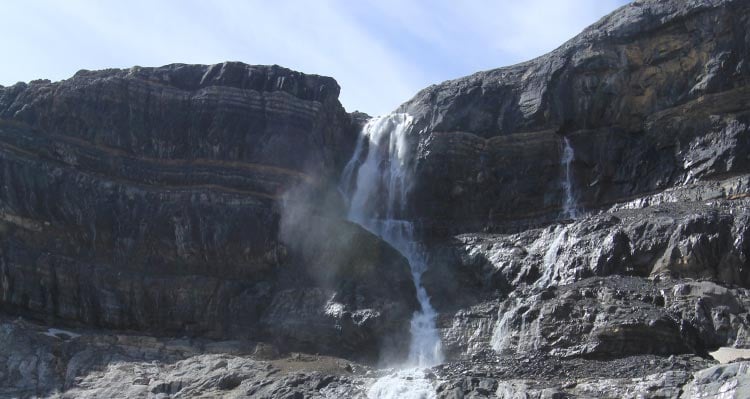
[0,63,355,174]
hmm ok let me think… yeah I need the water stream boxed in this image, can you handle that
[340,113,443,398]
[561,136,580,220]
[490,137,581,355]
[341,113,444,368]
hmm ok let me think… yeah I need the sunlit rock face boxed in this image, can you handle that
[0,62,417,361]
[395,0,750,234]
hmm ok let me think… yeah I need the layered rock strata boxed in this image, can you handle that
[396,0,750,234]
[0,63,416,361]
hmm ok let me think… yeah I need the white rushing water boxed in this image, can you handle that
[367,369,437,399]
[340,114,443,399]
[342,113,444,368]
[538,225,569,288]
[561,136,580,220]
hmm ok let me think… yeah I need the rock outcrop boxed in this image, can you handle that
[0,63,355,175]
[0,317,370,398]
[432,175,750,361]
[0,62,417,362]
[395,0,750,234]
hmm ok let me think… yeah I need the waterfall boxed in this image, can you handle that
[367,370,437,399]
[491,225,568,354]
[491,138,580,354]
[561,136,580,220]
[537,225,569,288]
[340,113,444,368]
[490,297,544,354]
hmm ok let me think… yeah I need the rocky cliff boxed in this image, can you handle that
[0,62,416,363]
[398,0,750,234]
[3,0,750,398]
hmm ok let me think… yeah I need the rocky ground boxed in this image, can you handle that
[1,315,747,398]
[0,316,369,398]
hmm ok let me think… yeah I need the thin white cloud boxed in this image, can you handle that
[0,0,628,115]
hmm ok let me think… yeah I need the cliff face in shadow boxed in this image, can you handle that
[0,62,416,362]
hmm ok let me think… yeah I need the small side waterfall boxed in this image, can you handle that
[340,113,444,368]
[538,224,570,289]
[561,136,580,220]
[490,137,581,355]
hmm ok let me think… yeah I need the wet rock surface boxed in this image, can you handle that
[433,177,750,358]
[423,174,750,397]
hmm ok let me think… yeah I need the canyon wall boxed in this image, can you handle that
[396,0,750,234]
[0,62,416,361]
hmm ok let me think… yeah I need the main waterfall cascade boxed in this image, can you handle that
[340,113,444,369]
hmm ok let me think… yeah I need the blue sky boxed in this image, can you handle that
[1,0,629,116]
